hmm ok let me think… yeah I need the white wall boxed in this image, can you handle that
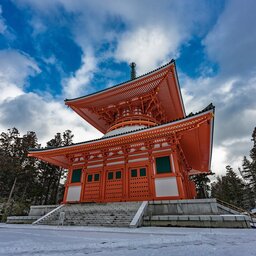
[155,177,179,197]
[66,185,81,202]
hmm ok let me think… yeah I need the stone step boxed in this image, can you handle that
[36,201,142,227]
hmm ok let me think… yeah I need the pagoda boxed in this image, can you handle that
[28,60,214,203]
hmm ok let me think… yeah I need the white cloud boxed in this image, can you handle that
[15,0,218,74]
[115,26,179,74]
[0,93,102,146]
[0,50,40,85]
[0,5,7,34]
[62,51,96,99]
[204,0,256,77]
[0,50,40,101]
[0,49,101,146]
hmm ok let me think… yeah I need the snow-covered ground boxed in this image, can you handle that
[0,224,255,256]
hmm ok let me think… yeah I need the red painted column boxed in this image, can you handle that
[145,141,155,199]
[80,154,89,202]
[123,146,129,201]
[100,150,107,202]
[62,160,72,204]
[172,148,186,199]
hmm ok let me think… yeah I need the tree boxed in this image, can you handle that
[37,130,74,205]
[191,173,212,198]
[0,128,74,220]
[211,165,247,209]
[239,127,256,209]
[0,128,40,218]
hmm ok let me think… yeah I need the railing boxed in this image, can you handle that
[32,204,64,225]
[216,198,256,220]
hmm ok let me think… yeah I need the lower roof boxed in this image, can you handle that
[28,104,215,174]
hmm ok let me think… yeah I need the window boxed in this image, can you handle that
[131,169,137,177]
[87,174,93,182]
[140,168,146,177]
[94,173,100,181]
[155,156,172,174]
[108,172,114,180]
[71,169,82,183]
[116,171,121,179]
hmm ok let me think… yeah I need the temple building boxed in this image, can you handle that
[28,60,214,203]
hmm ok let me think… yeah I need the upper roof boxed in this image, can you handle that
[65,60,186,133]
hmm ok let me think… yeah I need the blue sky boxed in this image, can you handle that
[0,0,256,175]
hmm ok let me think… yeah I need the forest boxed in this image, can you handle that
[0,128,74,220]
[0,127,256,221]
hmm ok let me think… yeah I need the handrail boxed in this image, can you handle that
[216,198,256,219]
[32,204,64,225]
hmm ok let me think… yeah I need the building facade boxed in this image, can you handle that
[29,60,214,203]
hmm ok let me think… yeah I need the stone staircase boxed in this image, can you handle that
[34,202,142,227]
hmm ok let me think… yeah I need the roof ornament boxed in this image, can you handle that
[130,62,136,80]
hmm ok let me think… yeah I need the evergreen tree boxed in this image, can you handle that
[211,165,246,209]
[191,173,212,198]
[240,127,256,209]
[0,128,40,218]
[37,130,74,204]
[0,127,74,219]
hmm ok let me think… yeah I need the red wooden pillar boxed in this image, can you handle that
[62,155,73,204]
[122,145,129,201]
[171,147,186,199]
[145,141,156,199]
[80,154,89,202]
[100,150,108,202]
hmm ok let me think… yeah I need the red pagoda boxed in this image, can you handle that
[28,60,214,203]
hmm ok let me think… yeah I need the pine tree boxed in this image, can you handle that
[211,165,246,209]
[0,128,40,218]
[37,130,74,204]
[191,173,212,198]
[240,127,256,209]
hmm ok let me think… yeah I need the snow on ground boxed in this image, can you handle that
[0,224,255,256]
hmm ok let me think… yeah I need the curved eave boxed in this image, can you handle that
[29,107,214,172]
[64,60,186,134]
[65,60,175,103]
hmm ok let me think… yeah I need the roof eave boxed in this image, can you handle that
[64,60,175,104]
[28,105,214,154]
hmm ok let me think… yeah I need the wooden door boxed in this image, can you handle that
[128,166,151,200]
[83,171,101,202]
[105,169,123,201]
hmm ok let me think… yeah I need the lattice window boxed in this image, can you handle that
[155,156,172,174]
[71,169,82,183]
[87,174,93,182]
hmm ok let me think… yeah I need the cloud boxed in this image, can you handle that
[62,50,96,99]
[0,93,101,146]
[0,49,40,101]
[0,49,101,145]
[0,5,7,34]
[115,26,179,74]
[204,0,256,77]
[15,0,220,73]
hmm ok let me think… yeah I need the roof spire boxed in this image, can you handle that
[130,62,136,80]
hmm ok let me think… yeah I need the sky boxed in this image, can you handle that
[0,0,255,176]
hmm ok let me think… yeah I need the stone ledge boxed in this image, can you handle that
[149,199,217,205]
[145,214,250,222]
[143,215,251,228]
[7,216,39,220]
